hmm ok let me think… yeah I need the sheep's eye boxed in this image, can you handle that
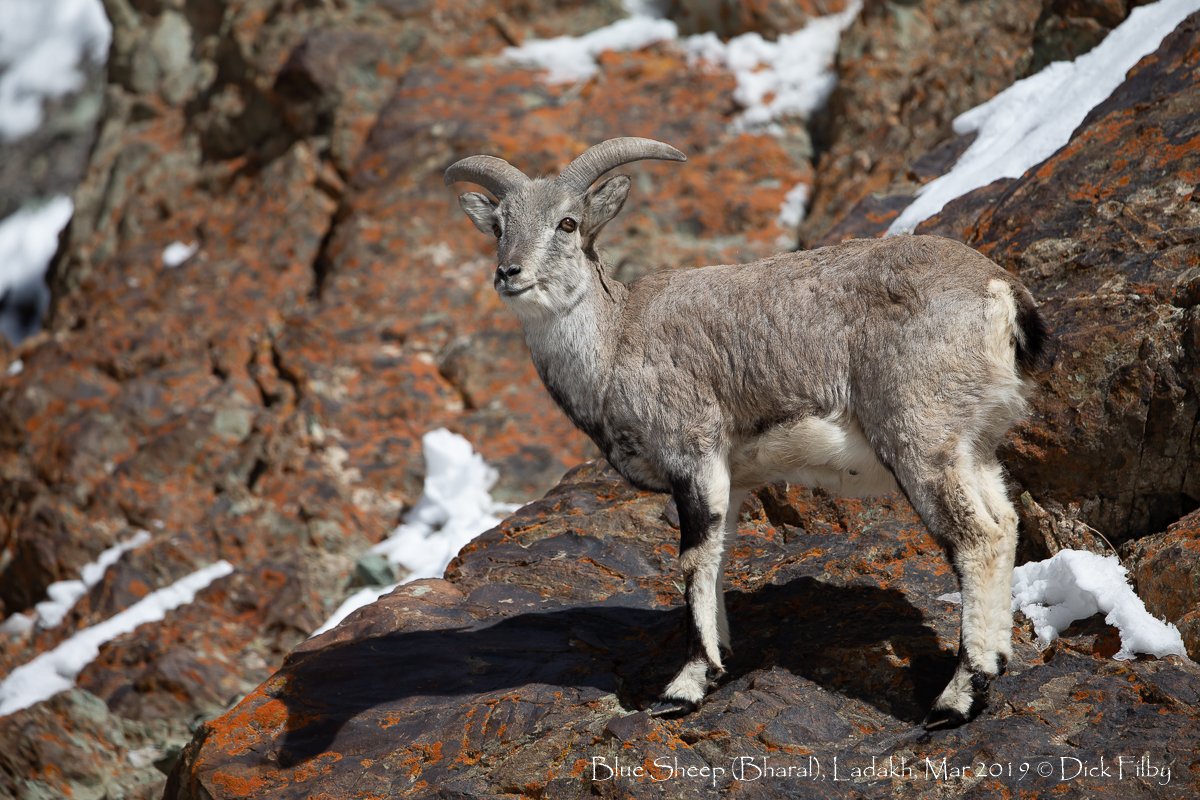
[557,217,577,233]
[492,223,502,238]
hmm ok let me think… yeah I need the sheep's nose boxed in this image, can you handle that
[497,264,522,279]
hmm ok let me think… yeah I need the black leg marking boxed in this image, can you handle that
[672,477,721,553]
[654,472,729,714]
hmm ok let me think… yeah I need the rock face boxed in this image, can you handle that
[1124,508,1200,662]
[168,464,1200,799]
[1026,0,1155,75]
[3,0,1200,798]
[669,0,848,39]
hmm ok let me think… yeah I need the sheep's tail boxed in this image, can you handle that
[1012,284,1047,374]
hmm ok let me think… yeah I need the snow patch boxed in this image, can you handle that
[504,0,860,129]
[775,181,810,247]
[21,530,153,629]
[683,1,861,131]
[127,745,167,770]
[0,196,73,343]
[0,0,111,140]
[312,429,517,636]
[937,551,1186,661]
[503,2,861,249]
[162,241,199,268]
[1012,550,1187,660]
[503,9,677,83]
[0,196,74,287]
[0,197,73,294]
[5,359,22,377]
[0,560,234,717]
[888,0,1200,234]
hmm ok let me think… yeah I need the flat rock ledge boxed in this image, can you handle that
[167,463,1200,799]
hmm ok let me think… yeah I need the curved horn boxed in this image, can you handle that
[556,137,686,194]
[443,155,531,199]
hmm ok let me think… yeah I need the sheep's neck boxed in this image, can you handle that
[522,261,625,441]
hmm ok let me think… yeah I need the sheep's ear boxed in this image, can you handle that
[458,192,499,236]
[581,175,630,243]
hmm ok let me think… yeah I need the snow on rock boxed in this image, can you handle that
[503,1,676,83]
[0,0,110,342]
[0,196,74,288]
[503,1,861,248]
[775,182,810,247]
[505,0,860,130]
[162,240,199,268]
[22,530,154,629]
[0,560,235,717]
[888,0,1200,234]
[936,549,1187,662]
[0,196,73,343]
[1012,550,1188,661]
[0,0,111,141]
[0,613,32,636]
[683,1,861,131]
[683,1,861,238]
[312,429,517,636]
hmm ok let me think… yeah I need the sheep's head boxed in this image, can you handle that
[445,137,685,315]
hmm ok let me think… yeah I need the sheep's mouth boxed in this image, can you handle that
[497,283,536,297]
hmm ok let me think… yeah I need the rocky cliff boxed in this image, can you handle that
[1,1,1198,798]
[167,464,1200,798]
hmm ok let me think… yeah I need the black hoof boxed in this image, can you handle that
[923,706,969,731]
[647,698,699,718]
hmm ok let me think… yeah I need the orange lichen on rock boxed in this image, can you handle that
[202,693,290,758]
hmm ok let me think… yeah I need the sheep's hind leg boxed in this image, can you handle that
[648,464,732,717]
[901,457,1018,730]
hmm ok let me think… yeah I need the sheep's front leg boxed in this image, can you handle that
[649,464,731,717]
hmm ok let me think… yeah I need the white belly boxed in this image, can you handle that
[730,414,898,496]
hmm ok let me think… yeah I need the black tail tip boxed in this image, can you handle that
[1016,302,1048,372]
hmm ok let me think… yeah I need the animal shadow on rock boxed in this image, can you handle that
[275,579,953,765]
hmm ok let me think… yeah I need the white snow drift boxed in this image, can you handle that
[683,1,861,132]
[1012,550,1187,660]
[312,429,516,636]
[506,0,860,132]
[0,196,73,300]
[941,550,1187,661]
[503,13,677,83]
[20,530,153,630]
[888,0,1200,234]
[0,0,111,140]
[503,0,861,248]
[0,560,234,717]
[162,241,199,268]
